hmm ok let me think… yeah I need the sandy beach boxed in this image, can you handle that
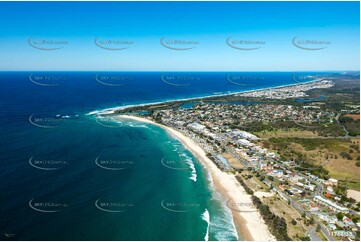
[117,114,275,241]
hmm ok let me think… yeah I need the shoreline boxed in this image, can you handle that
[117,114,275,241]
[89,78,323,115]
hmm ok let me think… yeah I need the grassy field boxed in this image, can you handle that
[237,171,269,191]
[263,196,309,240]
[260,136,360,191]
[255,128,319,138]
[235,172,310,240]
[292,140,360,190]
[221,152,244,169]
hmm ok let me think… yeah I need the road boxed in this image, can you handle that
[185,128,341,241]
[335,112,350,138]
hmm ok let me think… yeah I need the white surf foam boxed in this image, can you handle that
[180,153,197,182]
[201,209,210,241]
[197,160,239,241]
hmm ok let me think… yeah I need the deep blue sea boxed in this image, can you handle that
[0,71,330,240]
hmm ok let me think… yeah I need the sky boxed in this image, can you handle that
[0,1,359,71]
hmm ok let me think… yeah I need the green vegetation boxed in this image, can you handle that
[251,195,291,241]
[261,136,360,190]
[339,115,360,136]
[236,176,253,195]
[236,177,291,240]
[268,137,349,151]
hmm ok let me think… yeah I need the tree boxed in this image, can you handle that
[310,216,315,225]
[336,212,343,220]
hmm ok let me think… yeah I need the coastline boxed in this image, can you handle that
[88,78,322,115]
[117,114,275,241]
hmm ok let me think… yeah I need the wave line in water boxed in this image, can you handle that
[201,209,210,241]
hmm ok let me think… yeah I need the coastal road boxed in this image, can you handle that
[307,226,321,241]
[270,181,335,241]
[318,223,335,241]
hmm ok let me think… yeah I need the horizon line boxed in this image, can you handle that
[0,70,359,73]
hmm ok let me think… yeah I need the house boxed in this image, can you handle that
[336,221,346,228]
[304,184,315,191]
[327,186,334,193]
[271,169,283,178]
[325,178,338,187]
[343,216,356,227]
[309,202,320,212]
[313,196,348,213]
[289,175,304,184]
[328,223,337,231]
[325,193,333,198]
[316,212,338,224]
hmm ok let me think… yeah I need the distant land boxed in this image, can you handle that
[104,72,360,241]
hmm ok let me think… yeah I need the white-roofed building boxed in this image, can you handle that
[313,196,348,213]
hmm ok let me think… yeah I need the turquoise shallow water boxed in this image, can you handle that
[0,71,328,240]
[0,114,239,240]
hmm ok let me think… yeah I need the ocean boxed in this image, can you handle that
[0,71,328,240]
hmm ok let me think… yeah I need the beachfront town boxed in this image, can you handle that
[144,100,360,241]
[237,79,334,99]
